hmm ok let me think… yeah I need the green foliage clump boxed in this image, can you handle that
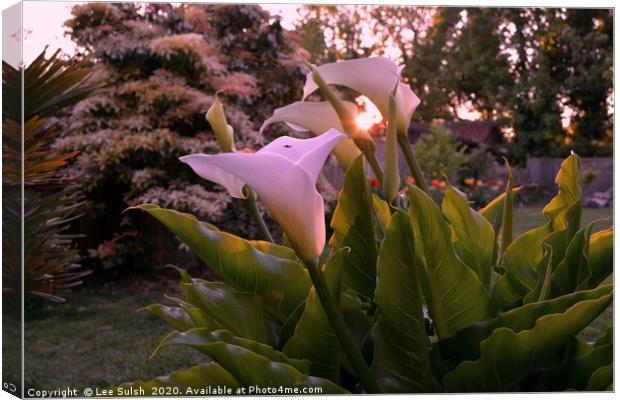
[121,151,612,393]
[414,122,465,181]
[58,3,307,269]
[457,144,503,208]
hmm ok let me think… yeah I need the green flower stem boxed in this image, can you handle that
[366,152,384,183]
[241,186,274,243]
[305,260,381,394]
[397,134,429,195]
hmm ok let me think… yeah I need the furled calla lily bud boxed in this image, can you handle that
[180,129,346,262]
[303,57,421,135]
[260,101,361,170]
[383,80,400,201]
[206,96,236,153]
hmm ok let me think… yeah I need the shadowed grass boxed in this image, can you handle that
[24,287,204,392]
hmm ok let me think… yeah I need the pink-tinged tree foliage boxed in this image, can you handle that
[58,3,313,269]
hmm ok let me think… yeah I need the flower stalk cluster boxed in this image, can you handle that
[182,56,432,393]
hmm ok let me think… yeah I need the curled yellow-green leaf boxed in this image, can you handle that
[500,157,514,255]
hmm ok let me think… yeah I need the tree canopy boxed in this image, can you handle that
[295,6,613,161]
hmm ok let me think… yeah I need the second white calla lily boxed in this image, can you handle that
[180,128,346,262]
[260,101,361,170]
[303,56,420,134]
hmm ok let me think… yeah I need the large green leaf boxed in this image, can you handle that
[443,288,613,392]
[588,227,613,288]
[329,156,377,298]
[491,224,552,307]
[129,205,311,322]
[117,353,347,395]
[549,222,595,297]
[439,285,613,366]
[523,244,554,304]
[116,363,241,395]
[525,343,613,391]
[152,331,348,393]
[408,186,489,339]
[141,304,200,332]
[371,194,391,243]
[522,229,569,303]
[442,183,494,287]
[283,250,344,382]
[277,300,306,350]
[153,328,311,374]
[478,187,522,235]
[143,294,222,332]
[585,364,613,391]
[166,295,219,329]
[595,326,613,348]
[247,240,303,261]
[371,211,431,392]
[181,281,274,345]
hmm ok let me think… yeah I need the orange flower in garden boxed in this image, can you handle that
[464,177,475,187]
[476,179,483,186]
[431,178,443,189]
[496,178,505,188]
[241,147,253,154]
[406,176,415,185]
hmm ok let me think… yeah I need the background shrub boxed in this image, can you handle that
[58,3,307,271]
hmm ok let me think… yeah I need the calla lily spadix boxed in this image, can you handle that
[260,101,361,170]
[303,56,421,134]
[206,96,236,153]
[180,128,346,262]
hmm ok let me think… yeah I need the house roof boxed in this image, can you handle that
[408,121,501,145]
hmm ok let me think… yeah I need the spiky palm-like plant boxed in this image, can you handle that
[2,50,99,302]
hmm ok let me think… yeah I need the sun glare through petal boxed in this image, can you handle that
[355,95,383,129]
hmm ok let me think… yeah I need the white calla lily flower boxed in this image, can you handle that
[260,101,361,170]
[303,56,420,134]
[180,128,346,262]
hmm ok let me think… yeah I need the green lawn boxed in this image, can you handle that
[24,286,204,392]
[22,206,613,392]
[513,205,612,236]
